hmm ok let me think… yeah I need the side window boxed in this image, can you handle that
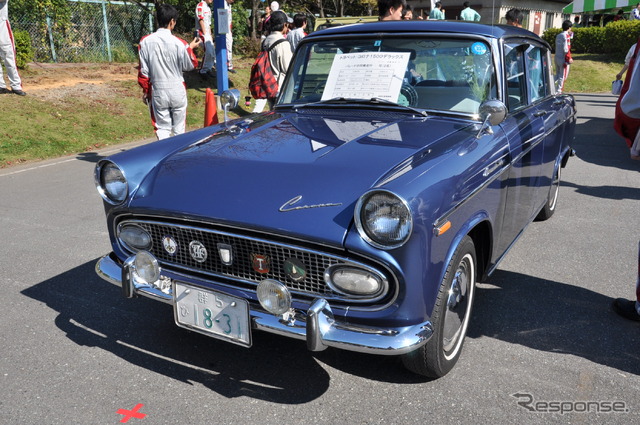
[504,44,527,111]
[526,46,550,102]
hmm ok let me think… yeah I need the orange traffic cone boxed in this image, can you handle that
[204,88,218,127]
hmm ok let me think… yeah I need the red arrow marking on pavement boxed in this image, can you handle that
[117,403,146,423]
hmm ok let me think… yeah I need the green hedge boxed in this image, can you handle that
[13,30,34,69]
[543,20,640,56]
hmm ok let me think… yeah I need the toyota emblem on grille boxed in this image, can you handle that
[189,241,208,263]
[162,236,178,255]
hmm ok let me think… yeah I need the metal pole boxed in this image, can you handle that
[45,15,57,63]
[213,0,228,94]
[102,0,112,62]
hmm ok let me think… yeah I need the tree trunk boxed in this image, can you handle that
[251,0,261,39]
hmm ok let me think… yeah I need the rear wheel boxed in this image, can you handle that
[401,236,477,378]
[536,165,561,221]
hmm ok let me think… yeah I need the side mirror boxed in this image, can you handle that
[220,89,240,123]
[478,99,507,126]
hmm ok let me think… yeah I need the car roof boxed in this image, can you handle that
[306,20,542,42]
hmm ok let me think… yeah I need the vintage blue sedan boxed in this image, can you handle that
[95,21,575,378]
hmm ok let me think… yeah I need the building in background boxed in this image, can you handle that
[406,0,575,35]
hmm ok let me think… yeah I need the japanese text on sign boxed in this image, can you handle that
[322,52,411,102]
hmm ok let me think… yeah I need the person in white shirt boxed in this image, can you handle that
[225,0,235,72]
[286,13,307,53]
[138,4,200,139]
[0,0,25,95]
[617,43,637,81]
[195,0,215,75]
[632,3,640,20]
[554,20,573,93]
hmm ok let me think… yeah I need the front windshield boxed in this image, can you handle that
[279,36,497,115]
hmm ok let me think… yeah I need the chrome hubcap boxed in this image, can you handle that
[442,254,474,359]
[548,169,560,210]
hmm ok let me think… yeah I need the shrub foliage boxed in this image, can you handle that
[13,29,35,69]
[543,21,640,57]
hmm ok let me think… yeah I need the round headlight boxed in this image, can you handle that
[98,162,127,204]
[133,251,160,284]
[257,279,291,316]
[355,190,412,249]
[118,224,152,251]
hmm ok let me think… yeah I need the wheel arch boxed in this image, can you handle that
[436,214,493,293]
[467,220,493,282]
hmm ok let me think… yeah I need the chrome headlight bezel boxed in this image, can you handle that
[354,189,413,250]
[95,161,128,205]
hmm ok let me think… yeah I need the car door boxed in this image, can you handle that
[495,42,546,256]
[524,43,566,210]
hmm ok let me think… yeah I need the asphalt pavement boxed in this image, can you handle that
[0,93,638,424]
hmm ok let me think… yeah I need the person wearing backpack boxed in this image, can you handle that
[252,10,292,112]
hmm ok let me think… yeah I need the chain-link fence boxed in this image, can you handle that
[12,0,154,63]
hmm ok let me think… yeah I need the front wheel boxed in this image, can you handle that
[401,236,477,378]
[535,165,561,221]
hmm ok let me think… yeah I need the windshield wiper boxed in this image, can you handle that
[285,97,427,116]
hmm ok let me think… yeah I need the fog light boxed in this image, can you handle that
[327,267,382,296]
[119,224,152,250]
[133,251,160,284]
[257,279,291,315]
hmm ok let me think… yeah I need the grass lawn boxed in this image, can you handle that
[0,53,625,168]
[563,54,626,93]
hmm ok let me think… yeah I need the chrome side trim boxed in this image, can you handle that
[433,150,510,229]
[96,254,433,355]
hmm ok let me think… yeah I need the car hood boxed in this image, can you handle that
[129,111,471,246]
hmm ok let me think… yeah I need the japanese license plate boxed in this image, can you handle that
[174,282,251,347]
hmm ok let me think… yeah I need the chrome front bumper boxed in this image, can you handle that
[96,254,433,355]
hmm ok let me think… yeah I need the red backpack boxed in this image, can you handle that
[249,39,288,99]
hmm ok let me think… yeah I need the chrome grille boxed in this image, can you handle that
[120,219,382,300]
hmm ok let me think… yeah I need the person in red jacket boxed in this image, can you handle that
[138,4,200,139]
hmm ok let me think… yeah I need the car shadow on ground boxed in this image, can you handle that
[570,112,639,172]
[22,260,330,403]
[21,261,640,389]
[560,179,640,201]
[468,269,640,376]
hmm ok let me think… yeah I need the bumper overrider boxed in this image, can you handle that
[96,253,433,355]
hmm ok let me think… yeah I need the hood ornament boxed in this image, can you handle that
[279,195,342,212]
